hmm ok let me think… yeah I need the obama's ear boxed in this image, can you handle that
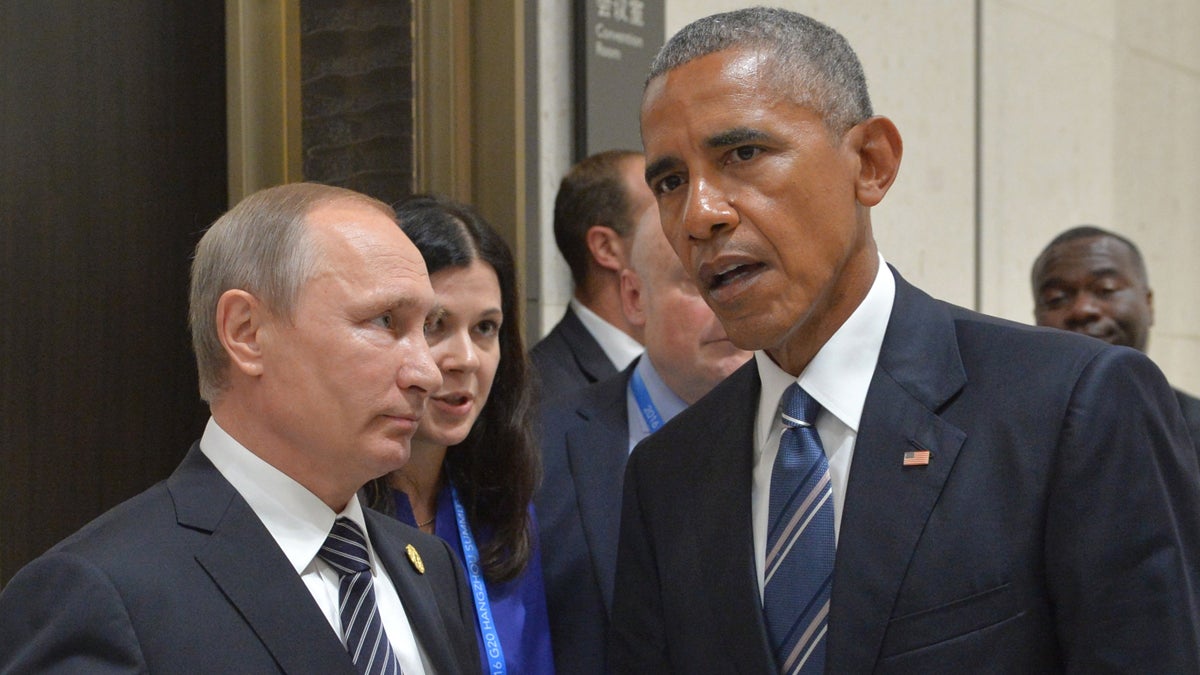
[850,115,903,208]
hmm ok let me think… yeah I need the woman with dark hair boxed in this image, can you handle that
[366,194,553,674]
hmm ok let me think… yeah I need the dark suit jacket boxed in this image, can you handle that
[536,362,635,675]
[531,307,619,404]
[610,272,1200,673]
[1176,388,1200,455]
[0,444,480,674]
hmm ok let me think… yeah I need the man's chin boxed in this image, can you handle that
[721,321,777,352]
[369,442,412,474]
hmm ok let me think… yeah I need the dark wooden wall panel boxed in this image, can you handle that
[300,0,414,204]
[0,2,225,584]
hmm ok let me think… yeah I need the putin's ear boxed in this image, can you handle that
[215,289,266,378]
[586,225,628,273]
[851,116,903,208]
[619,267,648,328]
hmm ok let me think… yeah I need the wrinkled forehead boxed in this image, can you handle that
[1039,236,1142,283]
[641,49,778,153]
[307,202,431,286]
[643,46,775,105]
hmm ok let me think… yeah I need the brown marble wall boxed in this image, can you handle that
[300,0,414,205]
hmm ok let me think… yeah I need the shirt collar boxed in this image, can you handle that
[570,297,644,370]
[199,417,370,575]
[755,257,895,442]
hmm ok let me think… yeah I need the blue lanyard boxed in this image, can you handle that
[450,485,507,675]
[630,369,664,433]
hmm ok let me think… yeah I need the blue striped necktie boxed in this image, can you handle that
[764,384,836,674]
[319,517,404,675]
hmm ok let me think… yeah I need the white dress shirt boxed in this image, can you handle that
[571,297,643,371]
[751,257,895,597]
[199,418,431,674]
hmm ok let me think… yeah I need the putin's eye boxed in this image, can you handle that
[370,314,394,330]
[422,305,448,336]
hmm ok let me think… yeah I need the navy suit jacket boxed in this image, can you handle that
[0,445,480,674]
[536,362,635,675]
[610,271,1200,673]
[531,307,619,404]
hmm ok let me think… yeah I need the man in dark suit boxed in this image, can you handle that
[537,196,750,674]
[610,8,1200,673]
[530,150,654,401]
[1032,225,1200,451]
[0,184,480,673]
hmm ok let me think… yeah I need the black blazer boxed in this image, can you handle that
[531,307,619,404]
[0,445,481,673]
[536,362,636,675]
[610,271,1200,673]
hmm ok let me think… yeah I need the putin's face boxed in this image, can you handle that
[258,201,442,507]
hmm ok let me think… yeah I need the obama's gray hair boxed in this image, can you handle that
[647,7,872,134]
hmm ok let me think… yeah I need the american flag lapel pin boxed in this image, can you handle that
[903,448,931,467]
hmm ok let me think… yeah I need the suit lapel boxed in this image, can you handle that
[826,273,968,673]
[568,370,634,612]
[560,307,619,383]
[688,364,777,673]
[365,511,464,673]
[169,447,356,675]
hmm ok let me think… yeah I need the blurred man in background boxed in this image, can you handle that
[537,196,750,674]
[530,150,654,402]
[1032,224,1200,450]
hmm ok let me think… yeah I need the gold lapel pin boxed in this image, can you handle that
[406,544,425,574]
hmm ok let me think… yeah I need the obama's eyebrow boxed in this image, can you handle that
[644,127,775,186]
[705,126,773,149]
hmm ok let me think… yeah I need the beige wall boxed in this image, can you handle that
[534,0,574,331]
[533,0,1199,394]
[981,0,1200,394]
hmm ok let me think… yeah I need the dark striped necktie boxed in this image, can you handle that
[764,384,836,674]
[319,517,404,675]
